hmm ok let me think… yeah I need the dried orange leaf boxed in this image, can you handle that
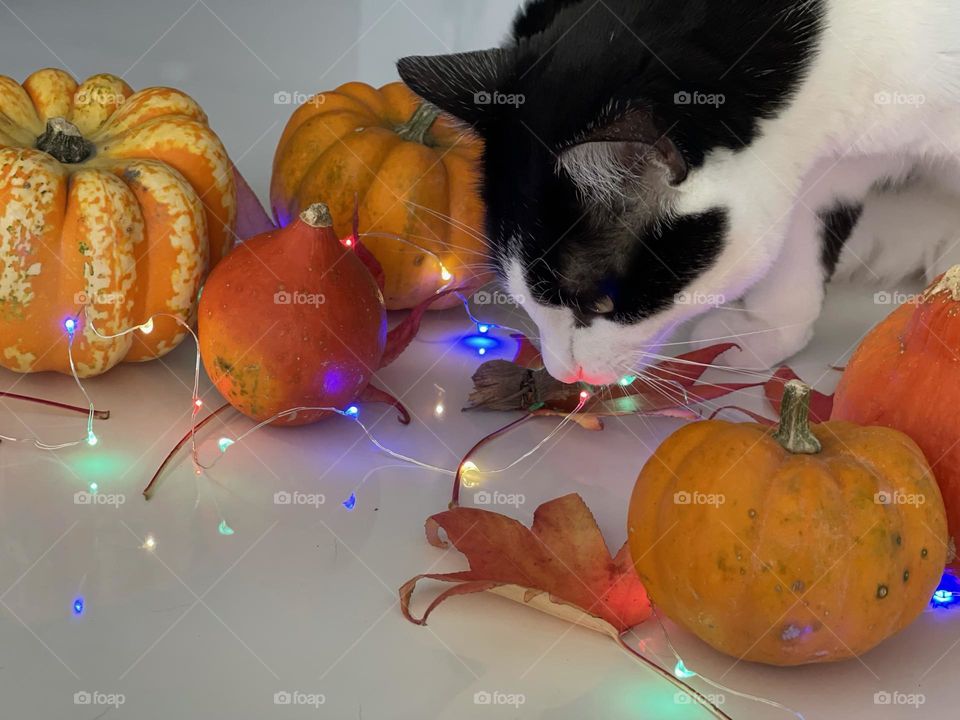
[400,494,650,634]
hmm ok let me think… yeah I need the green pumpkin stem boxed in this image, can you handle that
[395,103,440,145]
[773,380,822,455]
[36,117,94,164]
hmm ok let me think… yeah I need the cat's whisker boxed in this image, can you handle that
[403,201,493,246]
[624,351,773,382]
[361,231,490,259]
[635,321,810,348]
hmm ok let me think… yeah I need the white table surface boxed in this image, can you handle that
[1,2,958,719]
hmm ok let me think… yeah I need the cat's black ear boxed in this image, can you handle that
[397,49,510,126]
[565,108,688,186]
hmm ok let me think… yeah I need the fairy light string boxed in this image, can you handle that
[0,314,100,450]
[0,227,516,457]
[5,236,582,512]
[639,606,807,720]
[9,231,949,718]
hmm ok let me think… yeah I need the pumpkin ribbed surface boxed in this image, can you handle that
[271,81,488,310]
[0,69,236,376]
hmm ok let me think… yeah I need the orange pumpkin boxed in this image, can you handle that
[270,81,488,310]
[628,381,948,666]
[198,203,386,426]
[834,266,960,552]
[0,68,236,377]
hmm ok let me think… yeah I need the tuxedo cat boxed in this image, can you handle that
[398,0,960,385]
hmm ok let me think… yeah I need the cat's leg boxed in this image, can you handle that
[925,237,960,284]
[835,166,960,285]
[689,204,825,370]
[919,167,960,283]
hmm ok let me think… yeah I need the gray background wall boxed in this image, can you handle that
[0,0,519,202]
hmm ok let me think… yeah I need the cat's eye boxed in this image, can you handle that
[593,296,615,315]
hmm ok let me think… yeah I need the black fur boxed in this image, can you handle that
[398,0,825,321]
[819,203,864,277]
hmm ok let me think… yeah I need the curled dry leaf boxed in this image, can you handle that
[399,493,651,637]
[380,285,474,369]
[510,333,544,370]
[465,341,760,418]
[764,366,835,422]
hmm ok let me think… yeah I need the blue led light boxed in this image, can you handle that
[477,324,491,334]
[462,334,500,358]
[931,573,960,608]
[345,406,359,418]
[64,318,77,335]
[72,597,84,616]
[933,590,954,605]
[342,493,357,511]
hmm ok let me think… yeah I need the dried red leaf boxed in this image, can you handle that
[764,366,834,422]
[380,286,469,369]
[686,381,766,404]
[143,402,233,499]
[352,242,385,292]
[708,405,777,425]
[350,197,386,292]
[232,165,276,240]
[467,342,757,416]
[356,383,410,425]
[645,342,740,387]
[399,494,651,634]
[0,390,110,419]
[510,333,544,369]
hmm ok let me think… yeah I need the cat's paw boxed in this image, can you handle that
[688,311,814,370]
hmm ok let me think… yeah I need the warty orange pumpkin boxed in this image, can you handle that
[0,68,236,377]
[628,381,949,666]
[270,81,489,310]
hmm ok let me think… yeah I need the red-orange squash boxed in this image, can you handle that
[198,203,386,426]
[833,266,960,551]
[629,381,948,666]
[0,69,236,376]
[270,81,488,310]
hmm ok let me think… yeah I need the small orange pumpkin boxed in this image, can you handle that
[833,266,960,553]
[199,203,386,426]
[628,381,948,666]
[270,81,489,310]
[0,69,236,377]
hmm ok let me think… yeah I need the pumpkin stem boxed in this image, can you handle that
[395,103,440,145]
[35,117,94,164]
[925,264,960,302]
[299,203,334,229]
[773,380,822,454]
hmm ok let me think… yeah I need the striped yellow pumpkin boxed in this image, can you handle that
[0,68,236,377]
